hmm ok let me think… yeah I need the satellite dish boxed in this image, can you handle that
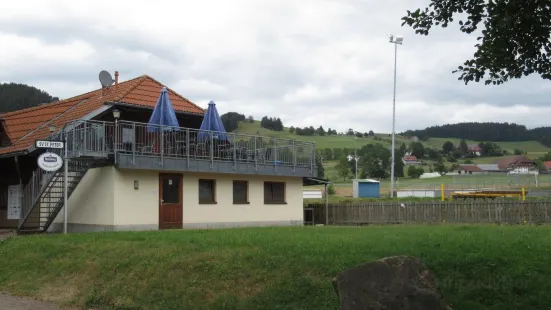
[99,70,114,88]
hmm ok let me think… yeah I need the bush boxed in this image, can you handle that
[407,165,424,179]
[327,184,336,195]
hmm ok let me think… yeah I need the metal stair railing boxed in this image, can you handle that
[18,160,91,232]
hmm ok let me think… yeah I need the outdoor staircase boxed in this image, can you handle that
[17,160,92,234]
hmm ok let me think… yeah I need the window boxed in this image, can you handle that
[161,176,181,204]
[199,179,216,204]
[233,181,249,204]
[264,182,285,204]
[122,127,134,143]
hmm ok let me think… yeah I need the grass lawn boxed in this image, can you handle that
[1,226,551,309]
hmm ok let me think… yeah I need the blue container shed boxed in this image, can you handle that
[353,179,380,198]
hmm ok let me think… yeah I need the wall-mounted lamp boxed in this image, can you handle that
[48,124,56,133]
[134,180,139,190]
[112,108,121,120]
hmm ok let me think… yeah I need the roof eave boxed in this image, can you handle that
[0,149,28,158]
[104,101,205,117]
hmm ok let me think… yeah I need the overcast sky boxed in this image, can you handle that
[1,0,550,133]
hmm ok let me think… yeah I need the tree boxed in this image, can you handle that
[247,115,254,123]
[433,159,447,174]
[407,166,424,179]
[289,126,295,133]
[335,156,351,182]
[398,142,407,157]
[459,139,469,154]
[409,142,425,159]
[402,1,551,85]
[0,83,58,113]
[442,141,454,154]
[393,152,405,178]
[368,130,375,136]
[220,112,246,132]
[514,148,525,155]
[316,156,325,178]
[357,144,393,179]
[317,126,326,136]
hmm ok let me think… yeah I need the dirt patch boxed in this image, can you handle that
[0,229,16,241]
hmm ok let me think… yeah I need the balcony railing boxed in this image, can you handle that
[63,120,316,172]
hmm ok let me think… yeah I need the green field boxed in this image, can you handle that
[234,121,551,154]
[1,226,551,309]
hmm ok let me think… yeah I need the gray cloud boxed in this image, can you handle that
[0,0,550,134]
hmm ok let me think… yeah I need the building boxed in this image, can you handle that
[352,179,380,198]
[0,73,320,233]
[402,155,421,165]
[496,155,536,172]
[468,144,482,156]
[453,164,485,175]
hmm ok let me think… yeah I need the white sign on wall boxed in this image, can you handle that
[35,140,64,149]
[37,152,63,172]
[7,184,21,220]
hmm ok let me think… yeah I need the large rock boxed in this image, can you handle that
[332,255,452,310]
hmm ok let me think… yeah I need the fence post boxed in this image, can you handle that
[273,137,277,173]
[186,129,190,168]
[254,137,258,172]
[441,184,445,201]
[132,122,136,165]
[325,184,329,225]
[160,127,164,167]
[233,133,237,170]
[522,187,526,201]
[210,132,214,169]
[292,140,296,174]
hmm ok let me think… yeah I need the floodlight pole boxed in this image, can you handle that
[389,34,402,198]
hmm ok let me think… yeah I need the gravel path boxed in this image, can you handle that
[0,293,63,310]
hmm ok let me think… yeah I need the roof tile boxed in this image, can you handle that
[0,75,204,155]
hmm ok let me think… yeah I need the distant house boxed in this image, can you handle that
[402,155,421,165]
[451,163,505,175]
[497,155,536,173]
[468,144,482,156]
[454,164,485,175]
[543,161,551,173]
[408,136,419,142]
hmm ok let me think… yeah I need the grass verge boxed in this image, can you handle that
[1,226,550,309]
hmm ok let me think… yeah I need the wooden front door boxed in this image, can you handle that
[159,174,183,229]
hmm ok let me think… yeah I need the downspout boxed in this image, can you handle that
[14,155,23,222]
[13,155,22,188]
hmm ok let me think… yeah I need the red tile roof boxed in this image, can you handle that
[0,75,204,156]
[544,161,551,170]
[496,155,535,170]
[457,165,484,172]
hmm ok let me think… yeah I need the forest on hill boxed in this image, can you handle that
[402,122,551,147]
[0,83,58,113]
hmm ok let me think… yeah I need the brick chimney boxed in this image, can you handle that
[114,71,119,86]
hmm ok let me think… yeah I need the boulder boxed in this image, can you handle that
[332,255,452,310]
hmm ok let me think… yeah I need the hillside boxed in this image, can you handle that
[402,122,551,149]
[233,121,551,154]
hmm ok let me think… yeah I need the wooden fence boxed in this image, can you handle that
[304,201,551,225]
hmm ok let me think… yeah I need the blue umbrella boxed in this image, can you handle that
[147,87,180,132]
[197,101,227,141]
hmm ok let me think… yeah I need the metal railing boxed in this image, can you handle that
[64,120,316,168]
[19,156,60,226]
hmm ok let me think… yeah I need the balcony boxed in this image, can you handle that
[63,120,317,177]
